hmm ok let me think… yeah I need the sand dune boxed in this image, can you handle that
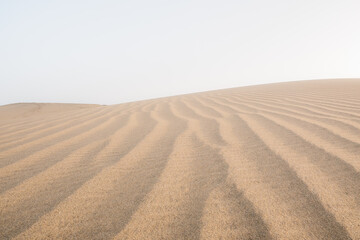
[1,79,360,239]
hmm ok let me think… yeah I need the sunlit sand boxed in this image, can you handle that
[1,79,359,239]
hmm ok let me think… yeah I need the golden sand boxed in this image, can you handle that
[0,79,359,239]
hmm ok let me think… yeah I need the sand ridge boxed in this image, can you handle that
[0,79,359,239]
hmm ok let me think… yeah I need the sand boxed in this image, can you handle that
[0,79,359,239]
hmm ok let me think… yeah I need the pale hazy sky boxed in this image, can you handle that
[1,1,359,105]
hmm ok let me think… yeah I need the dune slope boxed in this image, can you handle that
[0,79,360,239]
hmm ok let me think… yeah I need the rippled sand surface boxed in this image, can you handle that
[1,79,360,239]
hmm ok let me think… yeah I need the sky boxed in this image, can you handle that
[1,0,360,105]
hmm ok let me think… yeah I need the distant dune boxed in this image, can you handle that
[1,79,360,239]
